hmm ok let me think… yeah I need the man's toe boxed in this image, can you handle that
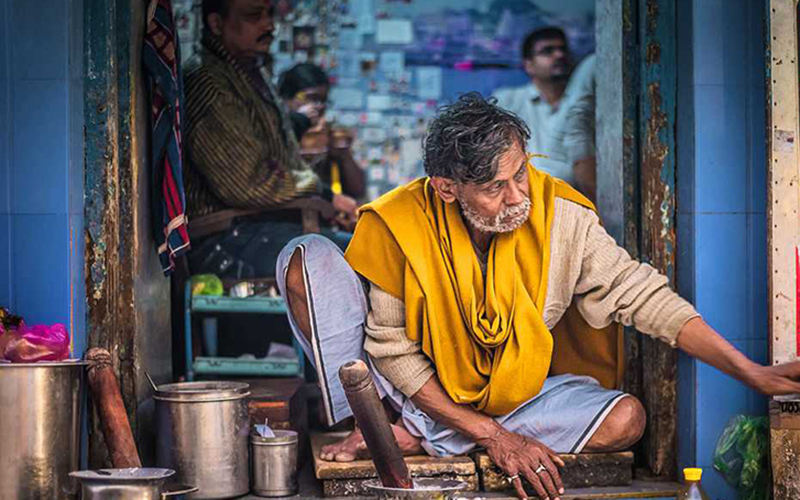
[335,450,357,462]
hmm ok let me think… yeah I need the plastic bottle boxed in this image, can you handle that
[678,468,711,500]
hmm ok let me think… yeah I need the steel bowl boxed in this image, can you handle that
[364,478,468,500]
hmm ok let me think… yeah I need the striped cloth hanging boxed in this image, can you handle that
[143,0,191,275]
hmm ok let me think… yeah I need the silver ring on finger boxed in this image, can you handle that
[507,474,520,482]
[534,464,547,474]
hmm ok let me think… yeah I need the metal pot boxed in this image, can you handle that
[0,360,88,500]
[155,381,251,499]
[71,468,198,500]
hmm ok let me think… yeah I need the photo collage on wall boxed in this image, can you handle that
[174,0,595,202]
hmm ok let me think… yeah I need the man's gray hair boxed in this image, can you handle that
[423,92,530,185]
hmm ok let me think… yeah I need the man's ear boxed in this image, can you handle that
[430,177,459,203]
[208,13,224,37]
[522,58,537,79]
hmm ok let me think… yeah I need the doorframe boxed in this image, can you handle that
[83,0,172,466]
[596,0,679,479]
[766,1,800,497]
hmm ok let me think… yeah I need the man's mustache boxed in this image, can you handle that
[257,32,273,42]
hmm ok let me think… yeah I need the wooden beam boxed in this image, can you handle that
[636,0,679,479]
[767,1,800,498]
[84,0,172,466]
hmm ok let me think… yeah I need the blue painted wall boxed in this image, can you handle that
[677,0,768,498]
[0,0,85,355]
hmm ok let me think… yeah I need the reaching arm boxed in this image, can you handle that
[677,317,800,395]
[568,203,800,396]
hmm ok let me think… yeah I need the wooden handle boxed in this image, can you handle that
[339,360,413,489]
[85,348,142,468]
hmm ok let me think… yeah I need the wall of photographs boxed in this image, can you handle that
[174,0,595,200]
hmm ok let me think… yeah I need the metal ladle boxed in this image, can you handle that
[146,372,159,392]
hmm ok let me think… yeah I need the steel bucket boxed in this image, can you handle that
[0,360,88,500]
[155,381,251,499]
[71,468,198,500]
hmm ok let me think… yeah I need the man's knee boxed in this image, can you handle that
[285,249,306,302]
[585,395,646,452]
[280,234,340,299]
[605,396,646,448]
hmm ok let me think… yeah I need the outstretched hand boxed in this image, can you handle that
[479,427,565,500]
[677,318,800,397]
[745,361,800,396]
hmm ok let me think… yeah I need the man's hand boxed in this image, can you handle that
[332,193,358,231]
[744,362,800,396]
[297,103,323,127]
[479,426,565,500]
[411,376,565,499]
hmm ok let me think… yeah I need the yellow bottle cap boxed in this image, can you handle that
[684,468,703,482]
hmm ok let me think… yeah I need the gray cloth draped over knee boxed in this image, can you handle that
[276,235,626,455]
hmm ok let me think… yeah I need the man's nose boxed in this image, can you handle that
[505,182,526,206]
[261,14,274,31]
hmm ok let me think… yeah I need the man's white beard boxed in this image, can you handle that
[457,195,532,233]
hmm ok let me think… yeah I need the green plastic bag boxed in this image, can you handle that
[191,274,223,296]
[713,415,770,500]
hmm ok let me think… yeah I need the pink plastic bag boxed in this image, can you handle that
[2,323,70,362]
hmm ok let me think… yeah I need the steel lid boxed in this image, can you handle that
[70,468,175,482]
[251,429,298,445]
[153,381,250,402]
[0,359,89,368]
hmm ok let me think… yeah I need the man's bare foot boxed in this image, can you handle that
[320,423,424,462]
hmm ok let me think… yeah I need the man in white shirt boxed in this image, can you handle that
[493,27,594,196]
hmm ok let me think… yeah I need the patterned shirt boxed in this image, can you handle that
[183,35,329,218]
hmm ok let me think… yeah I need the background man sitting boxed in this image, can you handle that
[183,0,357,279]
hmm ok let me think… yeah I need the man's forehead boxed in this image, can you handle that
[498,146,526,168]
[534,38,567,51]
[477,146,526,185]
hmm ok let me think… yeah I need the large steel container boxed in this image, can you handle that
[155,381,251,499]
[0,360,88,500]
[71,468,198,500]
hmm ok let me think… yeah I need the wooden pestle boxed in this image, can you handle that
[85,347,142,468]
[339,360,413,489]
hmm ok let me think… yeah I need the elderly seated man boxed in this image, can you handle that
[276,93,800,500]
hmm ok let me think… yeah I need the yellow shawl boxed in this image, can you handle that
[345,165,623,416]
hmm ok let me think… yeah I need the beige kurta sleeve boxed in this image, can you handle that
[570,207,700,346]
[363,284,435,397]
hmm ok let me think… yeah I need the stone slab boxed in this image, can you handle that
[476,450,634,492]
